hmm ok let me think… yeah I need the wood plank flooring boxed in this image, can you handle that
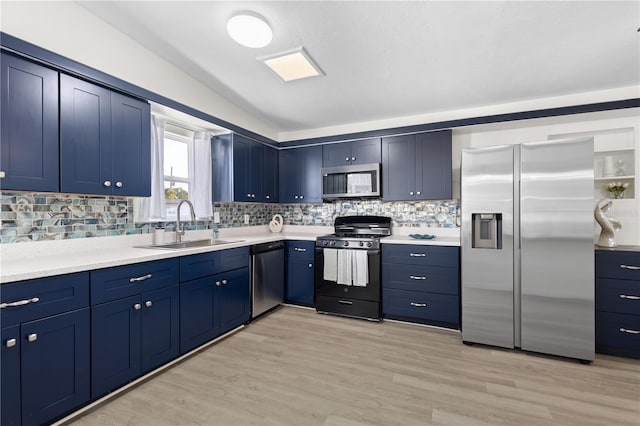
[68,306,639,426]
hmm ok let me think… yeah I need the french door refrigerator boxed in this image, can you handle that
[461,137,595,362]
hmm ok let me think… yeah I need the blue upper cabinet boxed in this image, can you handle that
[233,134,264,202]
[60,74,150,196]
[263,145,279,202]
[322,138,381,167]
[279,145,322,203]
[0,52,59,192]
[382,130,452,201]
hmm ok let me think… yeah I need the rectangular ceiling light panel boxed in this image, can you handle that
[260,47,324,82]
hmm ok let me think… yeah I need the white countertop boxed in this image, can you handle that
[0,225,461,284]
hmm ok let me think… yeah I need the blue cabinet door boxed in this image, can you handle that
[1,325,21,426]
[278,148,300,203]
[286,260,315,306]
[350,138,381,165]
[21,308,90,426]
[111,92,151,196]
[233,134,251,202]
[218,268,250,334]
[91,296,141,398]
[322,143,351,167]
[263,145,279,202]
[415,130,452,200]
[140,285,180,373]
[60,74,112,195]
[300,145,323,203]
[1,52,59,192]
[180,277,218,353]
[382,134,416,201]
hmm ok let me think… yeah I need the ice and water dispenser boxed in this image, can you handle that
[472,213,502,249]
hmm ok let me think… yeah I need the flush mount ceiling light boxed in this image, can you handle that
[227,12,272,48]
[259,47,324,82]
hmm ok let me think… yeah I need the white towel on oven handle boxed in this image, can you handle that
[337,250,353,285]
[323,248,338,282]
[352,250,369,287]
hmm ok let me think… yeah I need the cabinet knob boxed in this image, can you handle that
[222,279,228,285]
[300,195,304,199]
[5,338,16,348]
[216,281,221,287]
[133,303,141,310]
[351,157,356,161]
[345,157,350,161]
[145,300,152,308]
[103,180,112,187]
[0,171,5,179]
[409,191,414,196]
[294,196,299,199]
[308,263,313,268]
[115,181,123,188]
[416,191,421,195]
[27,333,37,343]
[266,195,270,199]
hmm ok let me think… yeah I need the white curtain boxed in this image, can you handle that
[135,115,166,222]
[192,131,213,219]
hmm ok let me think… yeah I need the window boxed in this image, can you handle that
[163,131,193,219]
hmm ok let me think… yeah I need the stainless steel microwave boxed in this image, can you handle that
[321,163,381,200]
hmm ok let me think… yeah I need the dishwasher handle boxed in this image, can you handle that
[251,241,285,255]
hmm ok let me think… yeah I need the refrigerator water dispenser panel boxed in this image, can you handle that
[472,213,502,249]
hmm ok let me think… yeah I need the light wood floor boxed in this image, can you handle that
[69,306,639,426]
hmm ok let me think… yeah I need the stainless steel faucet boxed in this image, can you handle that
[176,199,196,243]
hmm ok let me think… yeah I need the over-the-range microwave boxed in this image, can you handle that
[321,163,381,201]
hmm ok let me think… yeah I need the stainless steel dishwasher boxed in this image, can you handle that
[250,241,285,319]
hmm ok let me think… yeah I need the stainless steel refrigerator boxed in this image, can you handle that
[461,137,595,362]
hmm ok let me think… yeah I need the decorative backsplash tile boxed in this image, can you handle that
[0,191,459,243]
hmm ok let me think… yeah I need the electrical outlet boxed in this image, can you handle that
[244,214,250,224]
[213,212,220,223]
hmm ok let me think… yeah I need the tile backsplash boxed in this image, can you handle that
[0,191,460,243]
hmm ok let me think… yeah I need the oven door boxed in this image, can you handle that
[314,247,381,301]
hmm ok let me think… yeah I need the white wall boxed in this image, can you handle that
[451,108,640,245]
[0,1,279,140]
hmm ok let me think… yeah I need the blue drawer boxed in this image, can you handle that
[596,278,640,315]
[1,273,89,327]
[382,263,458,295]
[596,250,640,281]
[382,244,459,267]
[286,241,315,260]
[382,288,459,325]
[91,259,179,305]
[180,247,249,282]
[596,311,640,358]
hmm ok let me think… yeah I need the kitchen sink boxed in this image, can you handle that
[135,238,242,250]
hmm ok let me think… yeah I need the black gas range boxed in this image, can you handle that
[314,216,391,321]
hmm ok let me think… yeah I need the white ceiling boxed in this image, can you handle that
[78,1,639,140]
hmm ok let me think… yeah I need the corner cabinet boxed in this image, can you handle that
[0,273,90,426]
[595,249,640,359]
[382,244,460,329]
[60,74,151,196]
[0,52,60,192]
[382,130,452,201]
[322,138,381,167]
[279,145,323,203]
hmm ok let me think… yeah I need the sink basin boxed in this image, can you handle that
[136,239,241,250]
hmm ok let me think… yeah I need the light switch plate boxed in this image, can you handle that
[244,214,250,224]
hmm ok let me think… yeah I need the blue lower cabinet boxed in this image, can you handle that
[285,241,315,306]
[91,295,141,398]
[596,311,640,359]
[180,267,250,354]
[1,325,21,426]
[140,285,180,374]
[21,308,90,426]
[383,289,459,327]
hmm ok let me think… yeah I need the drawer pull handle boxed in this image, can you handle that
[27,333,37,343]
[409,253,426,257]
[338,300,353,305]
[620,264,640,270]
[294,247,307,252]
[619,328,640,335]
[5,338,16,348]
[410,302,427,307]
[410,275,427,280]
[619,294,640,300]
[130,274,152,283]
[0,297,40,309]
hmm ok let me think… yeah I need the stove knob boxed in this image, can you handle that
[330,240,336,246]
[367,242,373,247]
[343,241,349,247]
[359,241,364,247]
[323,240,328,246]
